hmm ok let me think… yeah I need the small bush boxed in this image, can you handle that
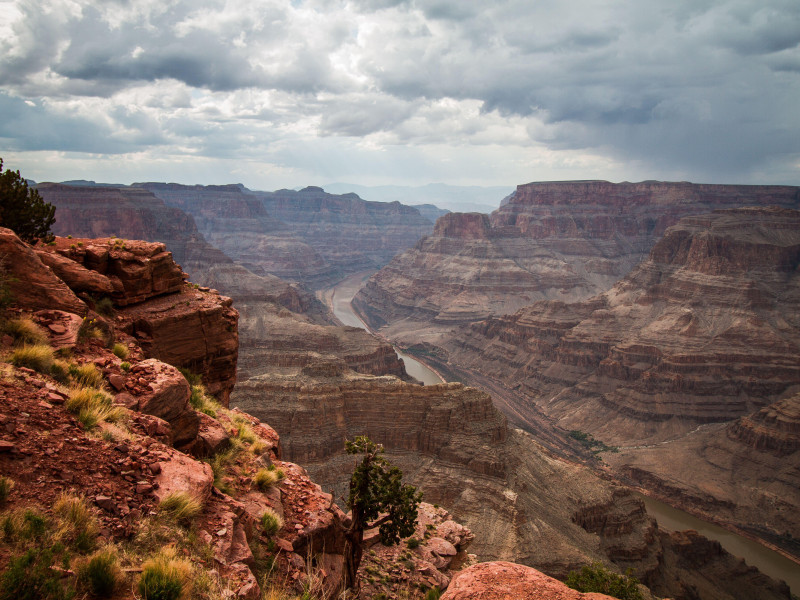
[3,317,48,346]
[260,509,282,536]
[188,385,219,418]
[138,547,191,600]
[254,467,285,491]
[49,359,71,383]
[178,367,201,387]
[565,562,644,600]
[77,547,120,598]
[111,342,129,359]
[0,546,74,600]
[159,492,202,526]
[70,363,103,388]
[53,493,98,552]
[120,361,131,372]
[425,587,441,600]
[93,297,114,317]
[406,537,421,549]
[9,344,54,373]
[0,476,13,505]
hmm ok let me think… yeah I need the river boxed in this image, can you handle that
[325,273,797,593]
[638,494,798,594]
[326,272,445,385]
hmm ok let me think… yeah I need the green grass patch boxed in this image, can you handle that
[111,343,129,359]
[2,317,49,346]
[565,562,644,600]
[9,344,54,373]
[260,509,282,537]
[158,492,203,527]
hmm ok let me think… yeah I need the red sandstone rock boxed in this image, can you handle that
[117,289,239,404]
[33,310,84,349]
[34,248,114,295]
[442,562,616,600]
[0,228,86,315]
[152,451,214,504]
[129,359,198,446]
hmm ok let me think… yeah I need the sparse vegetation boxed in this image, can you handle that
[120,361,131,372]
[111,342,129,359]
[2,316,48,346]
[565,562,644,600]
[188,384,220,418]
[569,430,618,455]
[138,547,192,600]
[65,387,124,430]
[260,508,283,536]
[425,586,441,600]
[53,493,99,553]
[69,362,103,388]
[9,343,54,373]
[158,492,202,526]
[0,477,13,505]
[76,547,120,598]
[406,537,421,549]
[93,296,114,317]
[254,466,285,491]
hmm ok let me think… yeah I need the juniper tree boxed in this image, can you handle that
[0,158,55,244]
[338,436,422,590]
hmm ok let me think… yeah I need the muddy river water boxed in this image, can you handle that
[327,272,444,385]
[325,273,797,594]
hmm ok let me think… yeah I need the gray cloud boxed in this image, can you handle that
[0,0,798,187]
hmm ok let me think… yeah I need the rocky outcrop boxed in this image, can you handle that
[354,180,800,332]
[115,287,239,404]
[0,227,86,315]
[37,237,184,306]
[442,562,617,600]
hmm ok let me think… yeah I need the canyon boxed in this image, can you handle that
[353,181,800,341]
[139,182,435,289]
[387,207,800,563]
[19,178,800,598]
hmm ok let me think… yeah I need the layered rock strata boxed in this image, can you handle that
[235,301,412,382]
[233,358,791,599]
[140,183,436,290]
[136,183,334,287]
[251,186,435,287]
[36,183,322,319]
[354,180,800,331]
[425,207,800,553]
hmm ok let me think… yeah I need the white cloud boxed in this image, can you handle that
[1,0,798,188]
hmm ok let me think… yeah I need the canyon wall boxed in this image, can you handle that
[232,356,791,599]
[141,183,435,289]
[424,207,800,554]
[36,183,323,320]
[353,181,800,332]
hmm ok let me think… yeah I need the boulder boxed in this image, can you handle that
[0,227,86,315]
[33,310,84,349]
[34,249,114,295]
[442,561,616,600]
[152,451,214,504]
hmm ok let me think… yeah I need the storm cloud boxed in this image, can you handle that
[1,0,798,189]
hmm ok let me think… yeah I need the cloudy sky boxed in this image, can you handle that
[1,0,798,192]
